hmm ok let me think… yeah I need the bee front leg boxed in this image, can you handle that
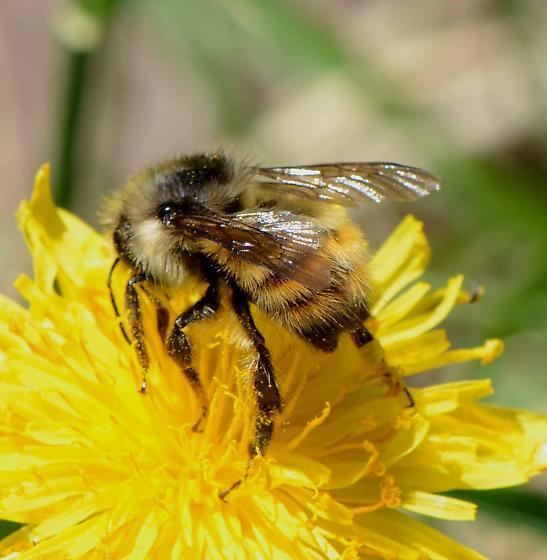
[166,281,219,432]
[125,273,150,393]
[351,326,415,408]
[219,287,282,501]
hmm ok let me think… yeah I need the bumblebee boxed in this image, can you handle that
[103,152,439,495]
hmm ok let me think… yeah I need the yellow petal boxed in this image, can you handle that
[353,510,486,559]
[16,164,109,296]
[395,338,504,376]
[371,215,430,314]
[416,380,494,416]
[401,490,477,521]
[378,275,464,345]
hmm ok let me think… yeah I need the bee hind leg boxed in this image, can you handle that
[166,280,219,432]
[351,325,415,409]
[219,287,282,501]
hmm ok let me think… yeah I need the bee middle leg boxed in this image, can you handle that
[166,280,219,432]
[351,325,415,408]
[232,287,282,455]
[219,287,282,501]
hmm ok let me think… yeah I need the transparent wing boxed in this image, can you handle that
[172,211,330,290]
[256,162,440,207]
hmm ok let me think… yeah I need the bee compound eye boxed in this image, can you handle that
[157,203,178,225]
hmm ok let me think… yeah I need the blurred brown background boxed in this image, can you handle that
[0,1,546,556]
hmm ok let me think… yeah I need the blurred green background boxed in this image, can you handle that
[0,0,545,557]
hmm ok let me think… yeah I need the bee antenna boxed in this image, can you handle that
[108,258,131,343]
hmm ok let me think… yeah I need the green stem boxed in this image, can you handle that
[54,49,90,209]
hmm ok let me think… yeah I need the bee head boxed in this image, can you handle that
[103,152,246,281]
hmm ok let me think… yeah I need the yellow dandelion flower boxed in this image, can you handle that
[0,164,545,559]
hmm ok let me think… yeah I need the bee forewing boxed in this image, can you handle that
[171,211,331,291]
[256,162,440,207]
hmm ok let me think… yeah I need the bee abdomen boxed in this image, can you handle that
[250,273,370,349]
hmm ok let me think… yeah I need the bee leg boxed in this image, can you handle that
[166,280,219,433]
[219,287,281,501]
[351,326,374,347]
[125,273,150,393]
[351,326,415,408]
[108,258,130,343]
